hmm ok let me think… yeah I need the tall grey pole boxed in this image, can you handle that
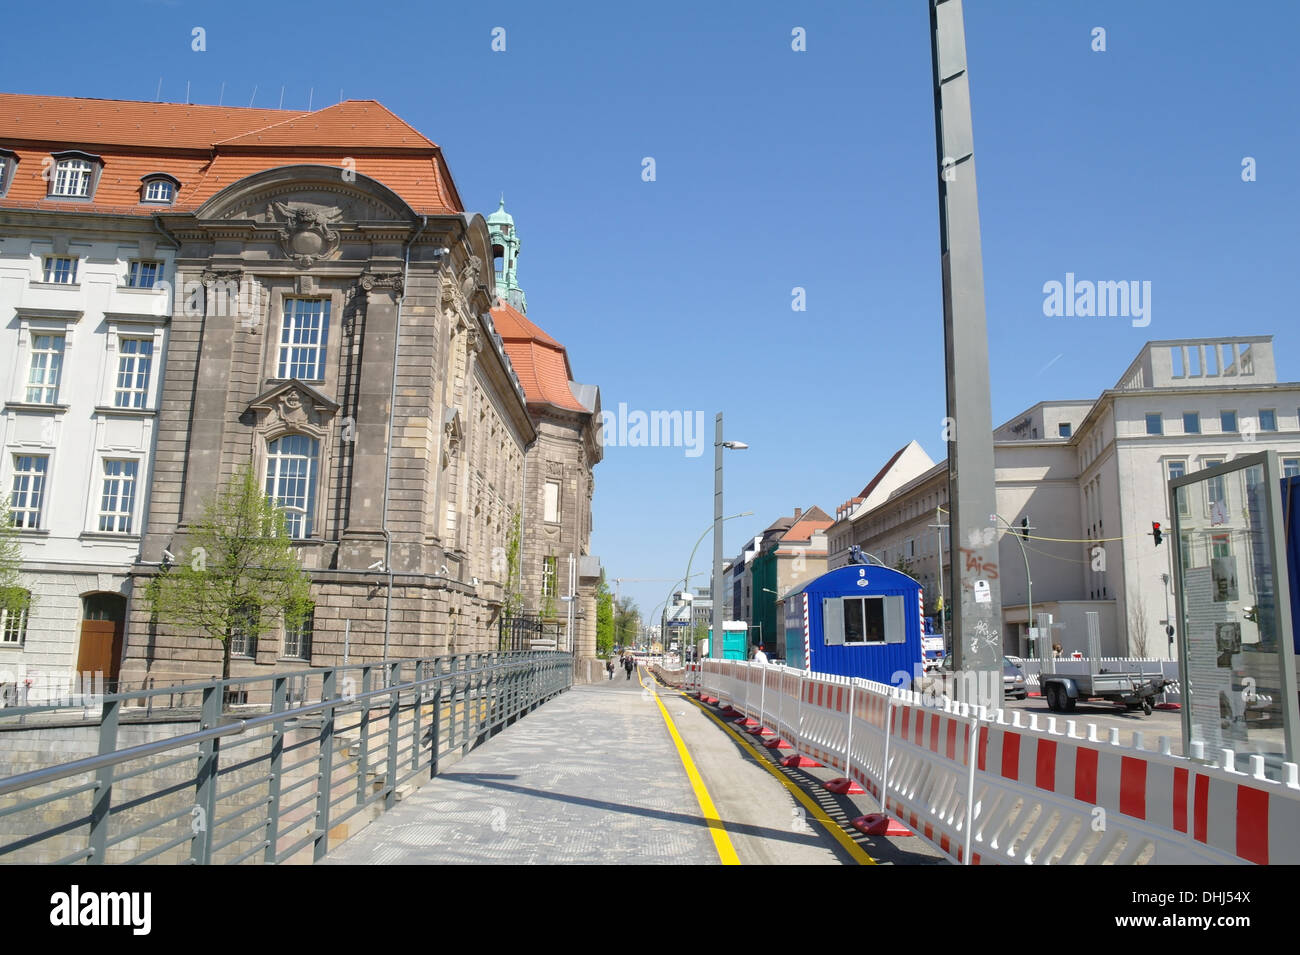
[931,0,1002,709]
[712,413,724,661]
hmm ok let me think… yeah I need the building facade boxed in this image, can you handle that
[1,93,602,690]
[828,337,1300,661]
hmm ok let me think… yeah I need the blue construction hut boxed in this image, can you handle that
[781,563,924,682]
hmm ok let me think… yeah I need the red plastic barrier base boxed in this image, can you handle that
[734,717,759,728]
[781,754,822,768]
[701,696,718,705]
[1155,702,1181,710]
[852,813,913,836]
[823,777,865,795]
[747,726,776,737]
[763,738,793,749]
[719,706,740,717]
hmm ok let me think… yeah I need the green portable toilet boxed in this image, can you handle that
[708,621,750,660]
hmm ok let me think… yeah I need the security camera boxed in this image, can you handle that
[439,564,449,576]
[161,549,176,565]
[367,560,385,572]
[471,576,479,586]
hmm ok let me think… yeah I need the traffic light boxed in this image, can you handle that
[1020,517,1030,541]
[1151,521,1163,546]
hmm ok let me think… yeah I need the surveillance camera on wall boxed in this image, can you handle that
[367,560,385,572]
[439,564,449,576]
[161,549,176,564]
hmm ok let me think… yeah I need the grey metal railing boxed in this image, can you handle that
[0,650,573,864]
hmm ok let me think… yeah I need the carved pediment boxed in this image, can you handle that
[248,380,340,434]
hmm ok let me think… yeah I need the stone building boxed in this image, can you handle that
[487,200,602,665]
[826,337,1300,660]
[0,92,570,688]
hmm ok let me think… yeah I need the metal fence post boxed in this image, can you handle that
[191,682,221,865]
[87,694,120,864]
[385,662,400,810]
[411,660,424,772]
[357,665,373,807]
[264,675,287,863]
[313,669,337,862]
[844,681,856,783]
[431,657,443,778]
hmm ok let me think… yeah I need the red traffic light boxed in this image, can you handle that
[1152,521,1163,546]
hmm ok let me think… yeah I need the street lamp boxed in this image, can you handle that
[712,414,748,661]
[992,513,1032,655]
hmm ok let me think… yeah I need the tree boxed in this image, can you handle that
[613,596,640,648]
[501,508,523,619]
[146,466,313,683]
[1127,593,1150,659]
[0,500,32,621]
[595,573,614,658]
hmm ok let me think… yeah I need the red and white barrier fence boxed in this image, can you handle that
[697,660,1300,865]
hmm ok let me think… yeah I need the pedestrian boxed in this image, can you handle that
[1052,643,1062,659]
[753,644,769,664]
[606,657,615,681]
[624,653,635,680]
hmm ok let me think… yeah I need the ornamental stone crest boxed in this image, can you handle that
[278,390,308,427]
[360,271,404,296]
[273,201,343,267]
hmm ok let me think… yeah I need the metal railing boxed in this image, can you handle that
[0,650,572,864]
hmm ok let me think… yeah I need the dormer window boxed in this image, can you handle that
[48,151,100,199]
[0,148,15,198]
[140,174,179,204]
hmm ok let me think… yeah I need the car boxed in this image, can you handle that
[1003,657,1028,700]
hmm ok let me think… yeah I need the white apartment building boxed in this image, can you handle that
[0,213,172,699]
[828,337,1300,660]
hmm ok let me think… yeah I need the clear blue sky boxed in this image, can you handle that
[6,0,1297,619]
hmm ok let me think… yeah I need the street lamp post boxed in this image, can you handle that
[992,513,1033,655]
[712,413,748,662]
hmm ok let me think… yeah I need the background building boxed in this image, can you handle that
[828,337,1300,660]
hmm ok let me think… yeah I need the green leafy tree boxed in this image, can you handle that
[614,596,639,648]
[146,466,313,683]
[595,573,614,657]
[502,508,523,619]
[0,500,32,621]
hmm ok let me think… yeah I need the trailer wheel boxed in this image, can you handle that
[1142,700,1153,716]
[1045,684,1060,712]
[1062,692,1076,712]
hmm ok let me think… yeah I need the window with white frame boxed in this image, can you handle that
[542,556,557,597]
[1221,410,1238,433]
[127,260,161,289]
[1145,413,1163,436]
[51,157,95,197]
[98,460,138,533]
[142,178,175,203]
[42,256,77,284]
[1283,458,1300,479]
[1167,459,1189,516]
[282,609,313,660]
[113,338,154,408]
[1259,409,1278,432]
[26,334,64,404]
[229,605,258,658]
[1,593,30,645]
[10,455,48,529]
[0,151,13,196]
[543,480,560,523]
[265,434,319,538]
[1183,412,1201,434]
[277,299,330,381]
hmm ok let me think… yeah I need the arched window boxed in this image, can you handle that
[141,176,177,203]
[265,434,319,538]
[49,154,98,198]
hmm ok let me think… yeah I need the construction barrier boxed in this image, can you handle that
[699,660,1300,865]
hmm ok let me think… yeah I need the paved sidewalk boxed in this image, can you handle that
[324,671,719,864]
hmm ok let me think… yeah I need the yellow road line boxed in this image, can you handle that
[683,692,878,865]
[637,667,740,865]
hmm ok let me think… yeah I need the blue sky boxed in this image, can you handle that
[6,0,1297,620]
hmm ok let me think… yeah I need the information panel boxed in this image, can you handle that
[1170,452,1298,774]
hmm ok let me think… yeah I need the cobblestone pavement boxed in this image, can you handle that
[323,669,722,864]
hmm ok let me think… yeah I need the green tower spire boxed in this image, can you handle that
[486,195,526,313]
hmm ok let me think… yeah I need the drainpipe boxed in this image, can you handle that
[381,214,429,661]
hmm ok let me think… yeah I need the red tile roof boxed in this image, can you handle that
[781,517,834,543]
[0,94,462,216]
[490,300,586,413]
